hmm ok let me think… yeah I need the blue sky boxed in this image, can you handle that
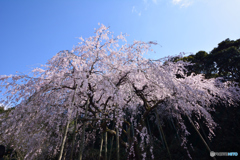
[1,0,240,76]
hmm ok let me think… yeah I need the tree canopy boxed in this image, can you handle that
[0,25,240,160]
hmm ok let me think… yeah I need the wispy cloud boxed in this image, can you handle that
[172,0,193,8]
[143,0,149,10]
[172,0,182,5]
[132,6,136,13]
[180,1,192,8]
[152,0,157,4]
[132,6,142,16]
[132,0,160,16]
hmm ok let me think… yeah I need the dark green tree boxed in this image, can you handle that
[171,38,240,83]
[0,106,4,114]
[209,38,240,82]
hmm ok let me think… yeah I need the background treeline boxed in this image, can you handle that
[0,38,240,160]
[171,38,240,83]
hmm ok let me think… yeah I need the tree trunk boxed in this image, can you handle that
[134,141,141,160]
[146,117,152,144]
[199,121,211,147]
[70,113,78,160]
[116,127,120,160]
[58,113,71,160]
[170,118,180,142]
[99,132,104,160]
[155,109,172,160]
[187,115,216,160]
[78,98,90,160]
[58,86,78,160]
[62,144,68,160]
[154,109,165,149]
[104,131,108,160]
[108,128,115,160]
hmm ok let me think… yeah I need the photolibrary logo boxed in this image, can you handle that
[210,151,238,157]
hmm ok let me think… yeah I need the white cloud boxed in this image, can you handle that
[172,0,182,4]
[132,6,142,16]
[152,0,157,4]
[132,0,162,16]
[132,6,136,13]
[143,0,149,10]
[172,0,192,8]
[143,0,148,3]
[180,2,192,8]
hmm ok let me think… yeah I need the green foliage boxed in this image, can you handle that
[209,39,240,82]
[172,38,240,83]
[0,106,4,114]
